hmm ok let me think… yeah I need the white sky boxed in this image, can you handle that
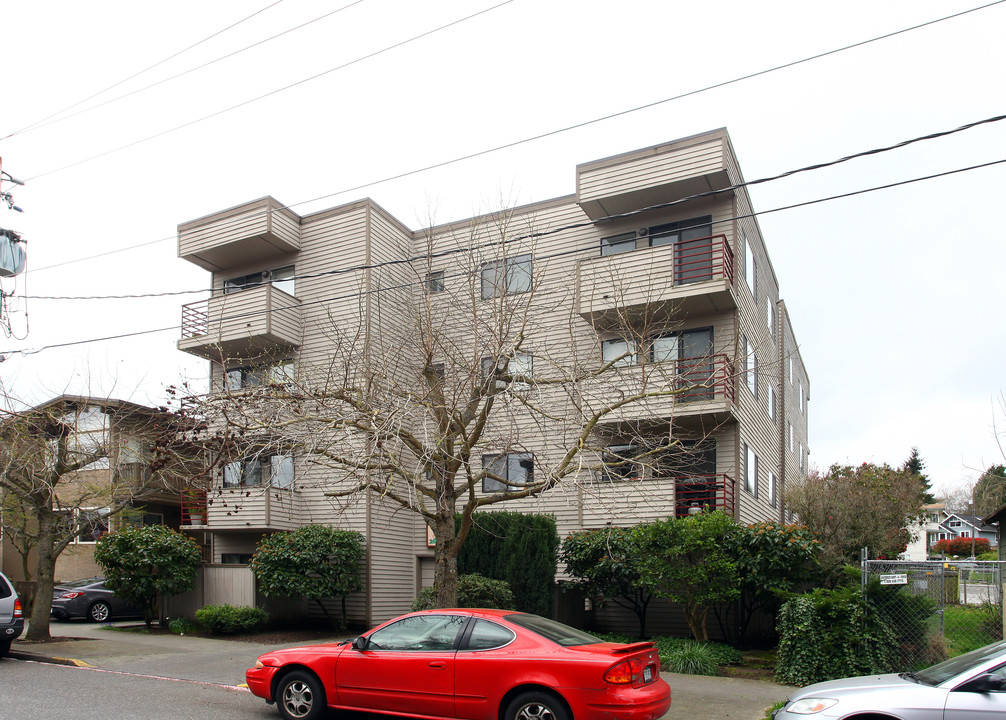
[1,0,1004,492]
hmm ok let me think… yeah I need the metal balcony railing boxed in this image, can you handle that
[671,234,734,286]
[675,354,735,403]
[180,299,209,339]
[673,473,736,518]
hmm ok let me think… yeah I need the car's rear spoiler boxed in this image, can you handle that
[611,642,657,654]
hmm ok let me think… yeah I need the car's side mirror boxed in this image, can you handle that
[352,636,369,651]
[959,674,1006,693]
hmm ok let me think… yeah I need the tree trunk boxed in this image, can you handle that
[27,508,57,641]
[432,513,459,608]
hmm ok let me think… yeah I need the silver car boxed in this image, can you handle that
[775,640,1006,719]
[0,571,25,657]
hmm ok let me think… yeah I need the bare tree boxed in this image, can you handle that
[187,209,729,606]
[0,395,192,640]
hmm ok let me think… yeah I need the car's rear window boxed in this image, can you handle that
[0,575,11,599]
[504,613,603,647]
[59,577,102,589]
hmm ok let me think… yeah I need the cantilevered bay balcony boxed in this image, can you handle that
[178,197,300,273]
[178,284,301,361]
[578,234,735,325]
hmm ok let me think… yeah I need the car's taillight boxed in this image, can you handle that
[58,591,85,599]
[13,599,22,619]
[603,657,644,684]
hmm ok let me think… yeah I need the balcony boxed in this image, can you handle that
[178,197,300,272]
[673,474,736,518]
[580,354,736,424]
[578,234,735,326]
[178,284,302,361]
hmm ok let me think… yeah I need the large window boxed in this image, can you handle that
[481,352,533,390]
[482,453,534,492]
[224,455,294,488]
[653,328,714,400]
[600,444,639,482]
[223,265,295,296]
[601,338,638,367]
[745,337,757,397]
[56,507,111,544]
[481,254,532,299]
[226,360,295,390]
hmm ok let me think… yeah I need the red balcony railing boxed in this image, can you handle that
[181,490,208,527]
[673,474,736,518]
[672,234,734,286]
[180,299,209,339]
[676,354,735,403]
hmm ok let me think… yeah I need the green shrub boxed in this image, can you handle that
[167,617,201,635]
[775,585,898,685]
[652,637,741,669]
[411,574,515,611]
[457,512,558,616]
[663,642,721,676]
[195,604,269,635]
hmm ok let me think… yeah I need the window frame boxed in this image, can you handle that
[599,231,637,256]
[223,454,294,489]
[482,453,534,493]
[744,444,758,497]
[223,265,295,296]
[480,253,533,299]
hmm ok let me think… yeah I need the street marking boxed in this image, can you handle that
[17,658,250,692]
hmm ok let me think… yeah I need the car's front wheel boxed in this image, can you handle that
[88,601,111,622]
[504,690,570,720]
[276,670,327,720]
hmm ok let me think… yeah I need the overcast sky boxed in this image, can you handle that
[1,0,1003,494]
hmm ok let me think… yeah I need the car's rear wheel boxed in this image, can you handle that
[88,601,111,622]
[505,690,570,720]
[276,669,327,720]
[0,639,10,658]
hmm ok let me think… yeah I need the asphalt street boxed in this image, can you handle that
[5,621,790,720]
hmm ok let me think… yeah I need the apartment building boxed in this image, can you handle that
[176,128,810,628]
[0,395,189,584]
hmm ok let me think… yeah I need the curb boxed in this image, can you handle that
[8,649,92,667]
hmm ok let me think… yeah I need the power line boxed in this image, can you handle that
[27,111,1006,276]
[25,0,516,181]
[1,0,292,141]
[7,154,1004,358]
[7,0,369,139]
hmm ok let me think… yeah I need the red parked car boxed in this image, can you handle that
[246,608,671,720]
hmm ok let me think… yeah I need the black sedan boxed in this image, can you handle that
[51,577,140,622]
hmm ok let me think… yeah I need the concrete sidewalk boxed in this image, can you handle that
[8,622,790,719]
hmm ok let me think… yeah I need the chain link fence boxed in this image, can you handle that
[862,559,1005,668]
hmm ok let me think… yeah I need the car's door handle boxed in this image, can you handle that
[428,661,447,669]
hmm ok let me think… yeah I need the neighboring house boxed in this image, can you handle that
[0,395,192,583]
[905,504,998,560]
[174,128,811,630]
[982,504,1006,561]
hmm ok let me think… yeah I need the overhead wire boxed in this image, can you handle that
[23,0,1006,272]
[24,111,1006,284]
[6,0,370,139]
[24,0,516,181]
[1,0,292,141]
[7,153,1005,359]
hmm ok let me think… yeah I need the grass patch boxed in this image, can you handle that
[942,603,1003,655]
[593,632,742,675]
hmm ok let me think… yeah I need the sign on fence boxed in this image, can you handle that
[879,573,908,585]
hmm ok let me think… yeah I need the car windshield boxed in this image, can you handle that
[916,640,1006,685]
[504,613,603,647]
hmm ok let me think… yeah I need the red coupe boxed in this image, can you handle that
[246,608,671,720]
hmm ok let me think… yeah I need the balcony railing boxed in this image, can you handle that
[673,473,736,518]
[578,234,736,321]
[675,354,735,404]
[181,490,208,527]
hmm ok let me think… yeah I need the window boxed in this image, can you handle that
[224,455,294,488]
[56,507,111,544]
[744,444,758,496]
[744,229,755,296]
[221,553,254,564]
[601,444,639,482]
[482,453,534,492]
[652,327,714,401]
[767,297,776,337]
[798,444,805,472]
[366,614,466,652]
[601,338,638,367]
[767,384,776,421]
[466,619,516,650]
[788,421,794,452]
[799,383,805,413]
[789,356,794,383]
[425,270,445,293]
[769,471,778,507]
[120,509,164,528]
[481,352,532,390]
[745,337,757,397]
[223,265,295,296]
[226,360,295,390]
[481,254,532,299]
[649,216,713,285]
[600,232,636,256]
